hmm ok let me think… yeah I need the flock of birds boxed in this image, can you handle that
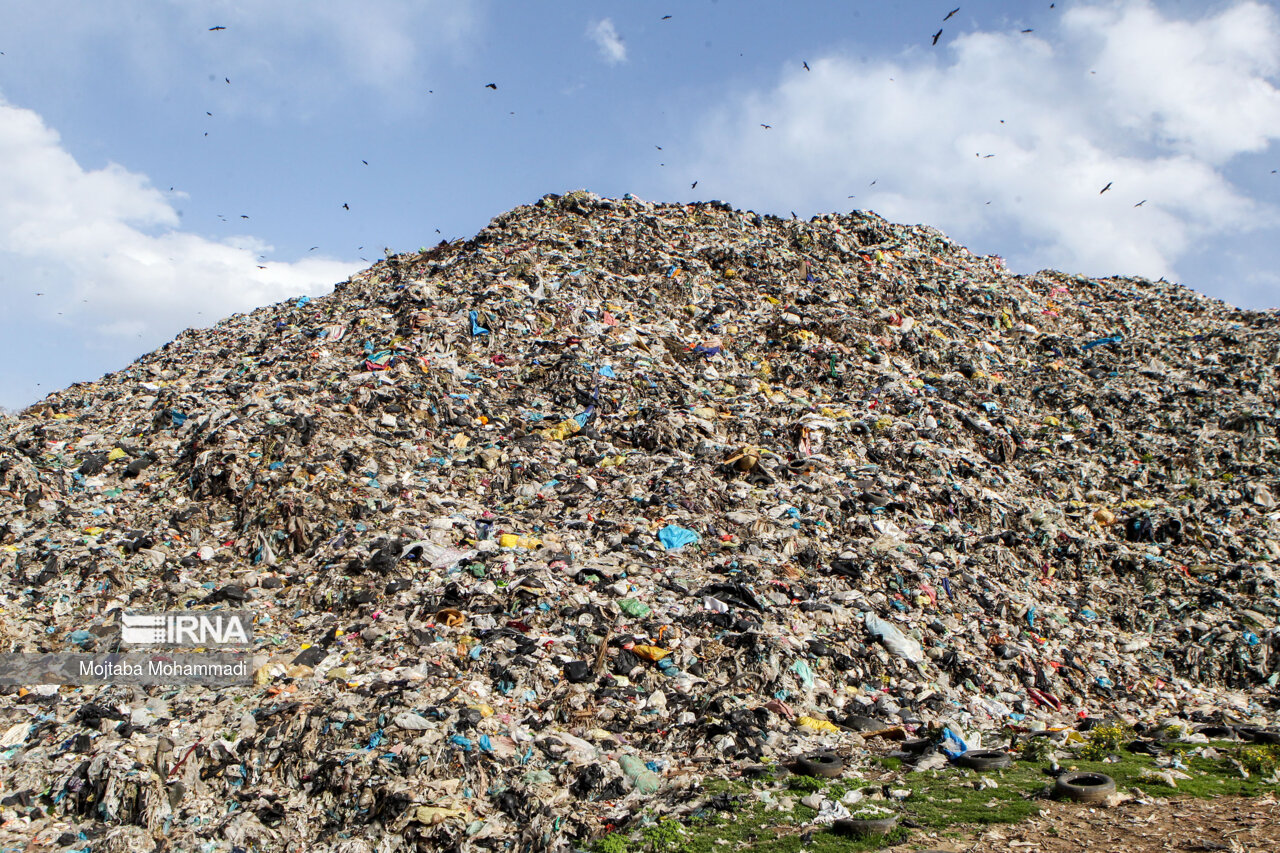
[8,8,1278,398]
[165,11,1279,269]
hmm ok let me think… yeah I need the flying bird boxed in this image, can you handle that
[209,26,225,31]
[655,145,662,150]
[932,29,943,45]
[1021,28,1034,33]
[485,83,497,89]
[342,203,349,210]
[661,15,672,20]
[225,78,230,83]
[1100,182,1113,194]
[944,8,959,21]
[240,215,249,219]
[309,246,319,251]
[691,180,698,189]
[803,61,810,71]
[760,123,771,129]
[362,160,368,165]
[1134,200,1147,207]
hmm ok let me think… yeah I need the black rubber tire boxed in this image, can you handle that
[899,737,934,756]
[1237,726,1280,745]
[839,714,883,732]
[1055,771,1116,803]
[957,749,1012,771]
[793,751,844,778]
[833,815,898,837]
[1193,724,1236,739]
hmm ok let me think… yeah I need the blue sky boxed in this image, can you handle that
[1,0,1278,410]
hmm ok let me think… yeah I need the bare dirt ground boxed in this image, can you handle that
[893,796,1280,852]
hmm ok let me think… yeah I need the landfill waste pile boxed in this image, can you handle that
[0,190,1277,852]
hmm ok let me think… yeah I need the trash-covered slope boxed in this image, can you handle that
[0,191,1277,851]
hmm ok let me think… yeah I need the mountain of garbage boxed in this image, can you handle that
[0,191,1277,852]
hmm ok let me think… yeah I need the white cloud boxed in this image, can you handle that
[682,0,1280,290]
[588,19,627,65]
[0,96,359,341]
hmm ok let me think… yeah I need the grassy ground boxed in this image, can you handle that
[592,737,1280,853]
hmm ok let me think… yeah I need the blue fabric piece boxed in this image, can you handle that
[940,726,968,758]
[450,734,474,751]
[469,310,489,336]
[658,524,700,550]
[597,365,616,378]
[1082,334,1123,350]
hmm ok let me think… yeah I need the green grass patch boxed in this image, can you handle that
[898,764,1046,828]
[593,739,1277,853]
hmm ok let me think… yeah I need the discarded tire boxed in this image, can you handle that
[1237,727,1280,745]
[834,814,899,837]
[793,752,844,778]
[1054,772,1117,803]
[957,749,1013,771]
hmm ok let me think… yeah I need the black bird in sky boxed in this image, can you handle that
[485,83,497,89]
[342,203,349,210]
[225,78,230,83]
[932,29,943,45]
[944,8,959,21]
[662,15,672,20]
[1134,200,1147,207]
[309,246,319,251]
[209,26,225,31]
[362,160,368,165]
[1022,28,1034,33]
[1100,182,1113,194]
[691,180,698,189]
[760,123,771,129]
[803,61,810,71]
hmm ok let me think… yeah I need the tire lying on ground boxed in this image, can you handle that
[793,752,844,778]
[1054,771,1117,803]
[956,749,1013,771]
